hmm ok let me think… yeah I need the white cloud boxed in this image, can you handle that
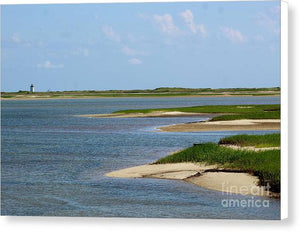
[180,9,207,37]
[102,25,121,42]
[122,46,146,56]
[220,26,247,43]
[11,34,21,43]
[9,34,39,48]
[72,48,89,57]
[256,13,280,35]
[128,58,142,65]
[153,14,179,35]
[37,61,64,69]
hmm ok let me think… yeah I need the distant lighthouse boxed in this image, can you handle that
[30,84,35,93]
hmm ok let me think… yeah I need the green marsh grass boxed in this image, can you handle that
[114,104,280,121]
[155,141,280,192]
[218,133,280,148]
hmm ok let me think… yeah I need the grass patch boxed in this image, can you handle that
[114,104,280,121]
[155,142,280,192]
[219,133,280,148]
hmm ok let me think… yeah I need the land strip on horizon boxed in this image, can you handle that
[1,87,280,100]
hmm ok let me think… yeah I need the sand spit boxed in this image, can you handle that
[158,119,280,132]
[105,163,217,179]
[79,111,213,118]
[105,163,270,197]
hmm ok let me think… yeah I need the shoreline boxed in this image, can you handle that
[79,111,217,118]
[83,109,280,196]
[1,94,280,101]
[105,162,276,197]
[105,131,280,198]
[158,119,280,132]
[80,111,280,132]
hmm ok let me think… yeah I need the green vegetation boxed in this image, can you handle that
[115,104,280,121]
[219,133,280,148]
[155,135,281,192]
[1,87,280,99]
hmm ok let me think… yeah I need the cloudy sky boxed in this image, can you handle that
[1,1,281,92]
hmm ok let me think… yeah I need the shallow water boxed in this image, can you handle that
[1,96,280,219]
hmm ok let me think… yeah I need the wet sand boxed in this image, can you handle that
[158,119,280,132]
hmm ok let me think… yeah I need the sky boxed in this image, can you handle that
[1,1,281,92]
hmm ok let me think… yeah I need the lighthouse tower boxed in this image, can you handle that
[30,84,35,93]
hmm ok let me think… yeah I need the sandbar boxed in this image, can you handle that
[158,119,280,132]
[79,111,214,118]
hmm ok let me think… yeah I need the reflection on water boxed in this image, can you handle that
[1,97,280,219]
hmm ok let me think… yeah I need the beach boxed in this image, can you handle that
[105,162,270,197]
[158,119,280,132]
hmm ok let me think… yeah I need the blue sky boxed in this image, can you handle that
[1,1,281,92]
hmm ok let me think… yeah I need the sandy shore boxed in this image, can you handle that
[106,163,217,179]
[79,111,215,118]
[105,163,271,197]
[80,112,280,132]
[185,172,266,196]
[158,119,280,132]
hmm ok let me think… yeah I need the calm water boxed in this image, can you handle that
[1,97,280,219]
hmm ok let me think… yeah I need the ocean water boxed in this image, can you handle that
[1,96,280,219]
